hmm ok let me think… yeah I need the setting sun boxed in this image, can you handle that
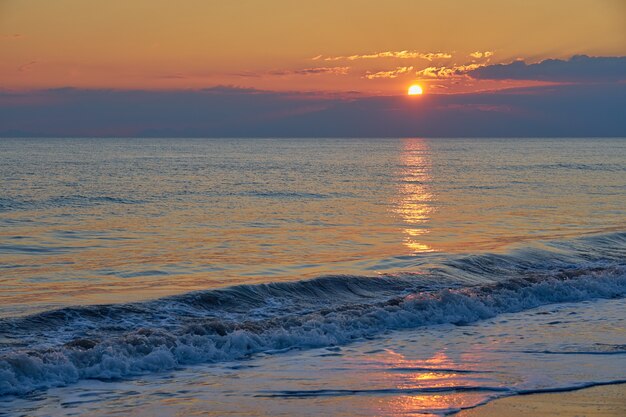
[408,84,423,95]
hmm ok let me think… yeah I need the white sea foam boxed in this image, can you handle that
[1,264,625,396]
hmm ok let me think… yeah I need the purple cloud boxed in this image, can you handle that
[468,55,626,82]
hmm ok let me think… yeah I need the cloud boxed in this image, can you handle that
[1,83,624,137]
[231,67,350,78]
[315,51,452,61]
[158,67,351,80]
[0,34,22,40]
[268,67,350,76]
[469,51,494,59]
[156,73,188,79]
[18,61,38,72]
[201,85,267,94]
[416,64,483,79]
[469,55,626,82]
[364,66,413,79]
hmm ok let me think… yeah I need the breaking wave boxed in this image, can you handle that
[1,232,625,396]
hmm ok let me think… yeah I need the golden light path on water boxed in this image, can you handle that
[394,139,435,254]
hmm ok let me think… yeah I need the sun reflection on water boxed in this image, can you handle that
[395,138,435,253]
[373,349,490,416]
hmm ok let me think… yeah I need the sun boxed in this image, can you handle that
[408,84,423,95]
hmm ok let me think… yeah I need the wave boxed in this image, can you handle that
[255,385,512,398]
[0,232,625,396]
[0,195,143,212]
[0,190,355,213]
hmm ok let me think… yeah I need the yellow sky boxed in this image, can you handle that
[1,0,625,93]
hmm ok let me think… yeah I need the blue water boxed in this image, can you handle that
[0,138,625,415]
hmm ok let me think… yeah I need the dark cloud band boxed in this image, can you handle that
[468,55,626,82]
[1,82,625,137]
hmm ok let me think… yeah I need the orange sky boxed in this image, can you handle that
[1,0,625,94]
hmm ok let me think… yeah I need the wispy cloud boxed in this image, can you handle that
[314,51,452,61]
[416,64,483,79]
[156,73,188,79]
[411,51,493,79]
[269,67,350,76]
[469,51,494,59]
[157,67,351,80]
[18,61,38,72]
[0,34,22,40]
[232,67,350,78]
[364,66,413,79]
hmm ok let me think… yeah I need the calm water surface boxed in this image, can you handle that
[1,138,624,315]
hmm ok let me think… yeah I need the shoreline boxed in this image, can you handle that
[458,383,626,416]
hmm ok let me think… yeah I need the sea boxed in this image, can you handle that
[1,137,625,416]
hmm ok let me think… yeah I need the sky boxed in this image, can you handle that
[1,0,625,137]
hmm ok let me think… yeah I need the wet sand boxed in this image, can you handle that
[459,384,626,417]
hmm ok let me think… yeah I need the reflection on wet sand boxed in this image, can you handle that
[395,138,435,254]
[370,349,495,416]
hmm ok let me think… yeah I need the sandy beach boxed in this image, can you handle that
[459,384,626,417]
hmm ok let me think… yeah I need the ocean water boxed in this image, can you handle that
[1,138,625,416]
